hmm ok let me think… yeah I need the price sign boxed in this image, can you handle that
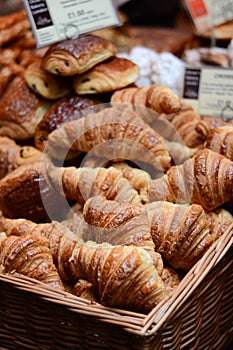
[182,66,233,121]
[182,0,233,34]
[23,0,120,47]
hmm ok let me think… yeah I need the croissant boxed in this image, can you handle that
[41,34,117,76]
[110,85,181,115]
[204,125,233,160]
[148,148,233,211]
[205,208,233,241]
[160,102,207,148]
[62,241,168,313]
[146,201,213,270]
[83,195,154,250]
[46,106,171,172]
[24,60,71,99]
[195,116,233,140]
[73,56,139,94]
[0,76,52,140]
[34,94,99,151]
[0,232,64,290]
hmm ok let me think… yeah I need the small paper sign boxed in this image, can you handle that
[23,0,120,47]
[182,0,233,34]
[182,66,233,121]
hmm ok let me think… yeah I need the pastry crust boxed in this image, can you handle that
[0,76,51,140]
[24,60,71,100]
[73,56,140,94]
[41,34,117,76]
[34,94,99,151]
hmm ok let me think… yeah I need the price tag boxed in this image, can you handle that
[182,66,233,121]
[23,0,121,47]
[182,0,233,34]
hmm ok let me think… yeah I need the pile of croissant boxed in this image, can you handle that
[0,10,233,315]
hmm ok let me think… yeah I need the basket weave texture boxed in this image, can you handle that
[0,225,232,350]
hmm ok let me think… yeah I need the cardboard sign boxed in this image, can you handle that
[182,0,233,34]
[182,66,233,121]
[23,0,120,47]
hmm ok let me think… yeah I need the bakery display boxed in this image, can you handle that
[0,7,232,322]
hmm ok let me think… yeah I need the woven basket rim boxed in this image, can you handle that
[0,223,232,337]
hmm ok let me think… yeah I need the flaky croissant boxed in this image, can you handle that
[160,102,207,148]
[148,148,233,211]
[83,195,154,250]
[204,125,233,160]
[46,106,171,172]
[110,85,181,115]
[0,232,64,290]
[63,241,168,313]
[146,201,213,270]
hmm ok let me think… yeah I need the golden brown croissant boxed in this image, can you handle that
[110,85,181,115]
[204,125,233,160]
[205,208,233,241]
[24,60,72,99]
[0,232,64,290]
[148,148,233,211]
[46,106,171,172]
[83,195,154,250]
[73,56,139,94]
[0,76,52,140]
[62,240,168,313]
[41,34,117,76]
[160,102,207,148]
[34,94,99,151]
[146,201,213,270]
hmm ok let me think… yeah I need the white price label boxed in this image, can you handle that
[182,67,233,121]
[23,0,120,47]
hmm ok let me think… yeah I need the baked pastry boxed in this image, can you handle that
[0,232,64,290]
[0,76,52,140]
[24,60,72,99]
[34,94,99,151]
[45,106,171,172]
[83,195,154,250]
[41,34,117,76]
[0,136,42,179]
[73,56,139,94]
[146,201,213,270]
[57,240,168,313]
[204,125,233,160]
[0,10,30,47]
[148,148,233,211]
[111,85,181,115]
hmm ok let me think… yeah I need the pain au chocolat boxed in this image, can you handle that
[41,34,117,76]
[73,56,140,94]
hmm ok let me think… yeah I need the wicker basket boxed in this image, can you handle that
[0,224,232,350]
